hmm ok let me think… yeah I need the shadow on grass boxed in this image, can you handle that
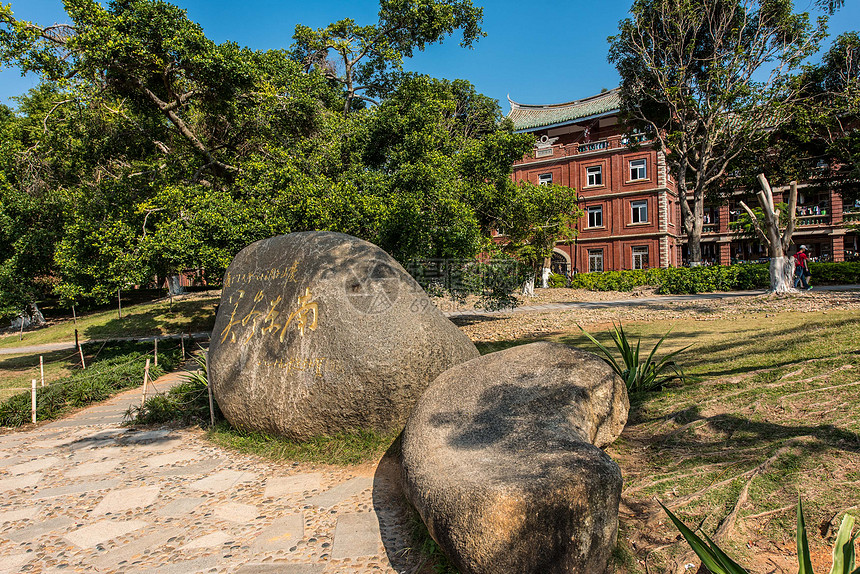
[639,410,860,455]
[84,299,217,340]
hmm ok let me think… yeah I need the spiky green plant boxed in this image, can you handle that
[578,322,690,392]
[660,499,860,574]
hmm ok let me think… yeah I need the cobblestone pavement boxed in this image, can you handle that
[0,371,417,574]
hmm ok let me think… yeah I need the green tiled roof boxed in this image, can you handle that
[508,89,621,132]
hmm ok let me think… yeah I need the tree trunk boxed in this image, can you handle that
[540,257,551,288]
[521,276,535,297]
[166,274,185,296]
[769,256,795,293]
[687,225,703,267]
[26,302,46,326]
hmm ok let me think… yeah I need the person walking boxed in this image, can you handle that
[794,245,812,290]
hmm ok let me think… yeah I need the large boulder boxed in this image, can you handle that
[208,231,479,439]
[401,341,629,574]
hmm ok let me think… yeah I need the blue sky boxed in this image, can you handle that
[0,0,857,114]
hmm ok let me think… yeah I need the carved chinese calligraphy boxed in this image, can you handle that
[218,286,319,345]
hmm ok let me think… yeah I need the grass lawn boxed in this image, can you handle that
[0,348,79,401]
[468,307,860,574]
[0,293,219,350]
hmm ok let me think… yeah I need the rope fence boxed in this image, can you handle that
[1,333,210,426]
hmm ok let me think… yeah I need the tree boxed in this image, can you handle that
[795,32,860,206]
[0,0,529,316]
[738,174,798,292]
[292,0,484,116]
[498,182,581,296]
[609,0,826,265]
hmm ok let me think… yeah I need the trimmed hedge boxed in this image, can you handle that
[565,261,860,294]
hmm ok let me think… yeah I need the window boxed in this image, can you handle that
[587,205,603,228]
[588,249,604,273]
[631,200,648,223]
[629,158,647,181]
[586,165,602,187]
[632,246,649,269]
[538,173,553,186]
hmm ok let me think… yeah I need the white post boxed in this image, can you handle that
[180,335,186,361]
[154,339,158,367]
[141,358,150,408]
[40,356,45,387]
[31,379,37,424]
[78,338,86,370]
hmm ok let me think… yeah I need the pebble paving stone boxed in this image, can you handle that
[331,512,382,559]
[264,473,323,498]
[304,476,373,508]
[65,519,148,548]
[0,367,422,573]
[250,514,304,552]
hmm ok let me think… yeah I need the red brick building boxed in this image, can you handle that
[508,89,859,272]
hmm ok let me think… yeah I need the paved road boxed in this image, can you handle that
[444,283,860,318]
[0,370,413,574]
[0,332,211,357]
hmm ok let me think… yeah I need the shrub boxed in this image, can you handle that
[548,273,567,288]
[578,322,690,393]
[129,353,216,426]
[565,260,860,294]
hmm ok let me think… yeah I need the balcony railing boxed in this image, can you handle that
[578,140,609,153]
[702,224,718,234]
[843,211,860,223]
[516,133,655,165]
[795,214,830,226]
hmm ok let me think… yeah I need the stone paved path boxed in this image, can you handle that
[0,370,416,574]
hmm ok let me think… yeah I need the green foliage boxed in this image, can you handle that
[0,341,181,426]
[547,272,567,288]
[208,425,399,466]
[578,322,689,393]
[128,352,214,426]
[0,1,530,312]
[291,0,484,115]
[661,499,860,574]
[497,182,582,279]
[409,510,460,574]
[567,262,860,294]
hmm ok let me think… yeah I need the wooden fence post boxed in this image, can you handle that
[118,287,122,319]
[40,356,45,387]
[31,379,37,424]
[154,339,158,367]
[206,351,214,427]
[180,334,185,361]
[141,358,150,408]
[72,304,77,325]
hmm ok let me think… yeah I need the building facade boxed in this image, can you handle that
[508,89,859,272]
[508,89,681,275]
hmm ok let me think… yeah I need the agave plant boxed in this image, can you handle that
[578,322,690,392]
[661,499,860,574]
